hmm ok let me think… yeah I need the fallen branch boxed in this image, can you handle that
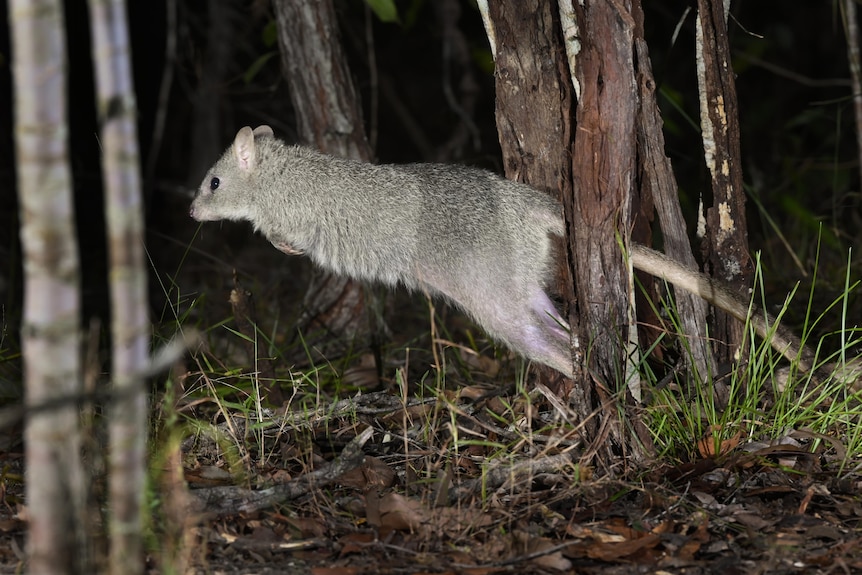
[189,426,374,517]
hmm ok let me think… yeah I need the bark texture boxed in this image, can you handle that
[634,36,714,381]
[482,0,727,468]
[695,0,752,364]
[87,1,150,572]
[9,0,88,571]
[567,2,638,335]
[566,0,642,464]
[273,0,371,161]
[482,0,654,467]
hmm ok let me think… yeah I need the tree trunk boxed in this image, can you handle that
[271,0,376,362]
[87,0,150,572]
[695,0,752,365]
[633,36,714,382]
[481,0,736,469]
[481,0,650,468]
[9,0,88,571]
[565,0,646,465]
[479,0,576,379]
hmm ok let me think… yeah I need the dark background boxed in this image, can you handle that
[0,1,858,377]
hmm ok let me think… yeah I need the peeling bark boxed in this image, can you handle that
[483,0,656,469]
[695,0,752,364]
[566,0,642,466]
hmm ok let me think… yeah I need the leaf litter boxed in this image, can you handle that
[2,367,862,573]
[156,371,862,573]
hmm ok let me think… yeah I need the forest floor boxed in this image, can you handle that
[167,385,862,575]
[2,373,862,575]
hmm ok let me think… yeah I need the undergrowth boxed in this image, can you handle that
[127,218,862,575]
[644,247,862,471]
[161,234,862,479]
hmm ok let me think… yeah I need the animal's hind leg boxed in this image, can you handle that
[429,274,572,376]
[499,289,572,376]
[518,323,573,376]
[532,290,570,340]
[529,290,572,375]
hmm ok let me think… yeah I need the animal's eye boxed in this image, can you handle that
[210,177,220,191]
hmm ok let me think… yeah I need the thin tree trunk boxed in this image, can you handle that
[87,0,149,572]
[272,0,370,162]
[272,0,376,361]
[695,0,752,364]
[633,35,714,382]
[9,0,88,572]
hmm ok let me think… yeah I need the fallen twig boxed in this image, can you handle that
[189,425,374,517]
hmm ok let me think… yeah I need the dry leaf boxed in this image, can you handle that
[338,456,395,491]
[337,532,376,557]
[586,533,661,562]
[310,567,362,575]
[378,492,429,533]
[697,425,742,458]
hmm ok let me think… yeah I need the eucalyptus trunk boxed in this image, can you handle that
[695,0,752,365]
[479,0,737,470]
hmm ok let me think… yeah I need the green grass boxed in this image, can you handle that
[643,247,862,468]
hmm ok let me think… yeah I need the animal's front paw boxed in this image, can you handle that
[272,241,304,256]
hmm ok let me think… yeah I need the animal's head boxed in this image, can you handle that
[189,125,274,222]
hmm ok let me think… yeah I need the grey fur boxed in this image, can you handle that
[191,126,817,379]
[190,126,573,375]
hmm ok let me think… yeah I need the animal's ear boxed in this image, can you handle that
[252,125,274,138]
[233,126,257,172]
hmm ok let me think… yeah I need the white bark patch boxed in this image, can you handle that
[558,0,582,100]
[718,201,735,232]
[695,17,716,176]
[715,94,726,125]
[475,0,496,60]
